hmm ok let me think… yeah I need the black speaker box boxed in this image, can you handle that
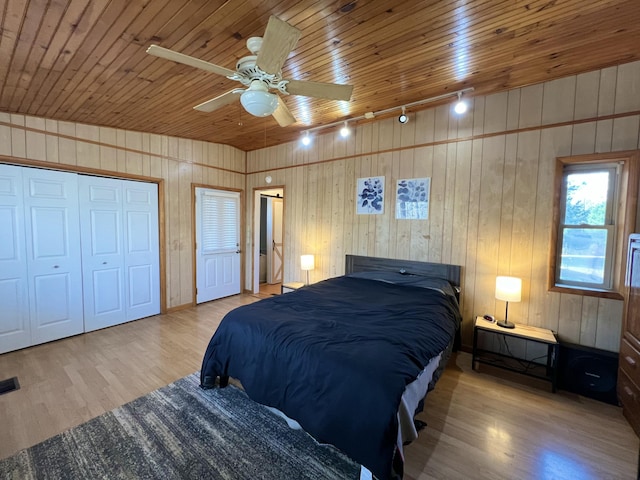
[558,342,619,405]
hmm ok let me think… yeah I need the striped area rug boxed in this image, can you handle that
[0,373,360,479]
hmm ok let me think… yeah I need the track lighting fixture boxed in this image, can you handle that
[301,131,311,146]
[299,87,473,140]
[340,121,350,138]
[454,92,468,115]
[398,106,409,124]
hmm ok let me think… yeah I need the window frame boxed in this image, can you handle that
[556,162,619,290]
[549,150,640,300]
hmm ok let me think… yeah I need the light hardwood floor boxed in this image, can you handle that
[258,282,282,298]
[1,295,638,479]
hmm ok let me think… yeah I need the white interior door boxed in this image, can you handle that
[23,168,84,346]
[196,188,241,303]
[0,165,31,353]
[123,179,160,321]
[80,176,160,330]
[270,197,283,284]
[79,176,126,331]
[0,167,159,350]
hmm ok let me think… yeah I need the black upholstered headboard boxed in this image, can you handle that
[345,254,461,291]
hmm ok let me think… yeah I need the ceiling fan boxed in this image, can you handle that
[146,16,354,127]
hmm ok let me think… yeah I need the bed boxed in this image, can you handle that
[200,255,462,480]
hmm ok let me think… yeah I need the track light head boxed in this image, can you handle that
[398,106,409,124]
[340,121,350,138]
[454,92,468,115]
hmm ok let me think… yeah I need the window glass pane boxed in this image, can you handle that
[564,171,609,225]
[201,194,238,253]
[559,228,607,284]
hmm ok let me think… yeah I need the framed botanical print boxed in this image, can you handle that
[356,176,385,215]
[396,177,430,220]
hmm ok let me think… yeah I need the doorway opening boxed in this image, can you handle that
[253,187,284,296]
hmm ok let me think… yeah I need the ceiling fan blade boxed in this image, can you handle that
[256,16,301,75]
[146,45,236,77]
[272,96,296,127]
[285,79,354,101]
[194,90,242,113]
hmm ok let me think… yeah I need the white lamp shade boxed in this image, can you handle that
[240,80,278,117]
[300,254,315,271]
[495,276,522,302]
[240,90,278,117]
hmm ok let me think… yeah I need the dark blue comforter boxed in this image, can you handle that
[200,276,461,480]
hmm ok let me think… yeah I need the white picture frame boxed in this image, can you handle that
[395,177,430,220]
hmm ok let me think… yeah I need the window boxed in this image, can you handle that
[550,151,639,299]
[200,190,240,253]
[557,163,618,289]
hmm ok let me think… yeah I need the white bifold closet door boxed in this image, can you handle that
[79,176,160,332]
[0,165,84,353]
[0,164,160,354]
[0,165,31,353]
[24,168,84,345]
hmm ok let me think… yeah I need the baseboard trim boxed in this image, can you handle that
[166,302,194,313]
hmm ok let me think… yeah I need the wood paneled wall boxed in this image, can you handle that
[2,60,639,351]
[0,113,245,310]
[246,61,640,351]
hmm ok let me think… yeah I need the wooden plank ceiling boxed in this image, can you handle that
[1,0,639,151]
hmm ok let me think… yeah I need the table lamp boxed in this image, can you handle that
[495,276,521,329]
[301,254,314,285]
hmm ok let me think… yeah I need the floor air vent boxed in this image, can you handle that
[0,377,20,395]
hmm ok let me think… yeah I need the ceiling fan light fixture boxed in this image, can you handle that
[398,106,409,124]
[146,17,355,130]
[454,92,468,115]
[240,80,278,117]
[340,121,350,138]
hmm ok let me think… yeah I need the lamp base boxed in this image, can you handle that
[497,320,515,329]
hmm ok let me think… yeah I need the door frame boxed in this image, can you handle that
[252,185,285,294]
[192,183,244,305]
[267,195,284,284]
[0,158,167,314]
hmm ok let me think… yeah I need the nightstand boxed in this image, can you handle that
[472,316,559,392]
[281,282,305,294]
